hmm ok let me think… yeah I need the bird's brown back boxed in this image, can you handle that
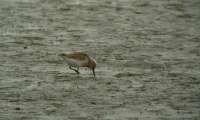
[59,52,96,68]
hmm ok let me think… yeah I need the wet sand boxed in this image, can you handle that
[0,0,200,119]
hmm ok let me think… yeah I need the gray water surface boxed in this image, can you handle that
[0,0,200,120]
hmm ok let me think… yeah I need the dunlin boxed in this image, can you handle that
[59,52,96,78]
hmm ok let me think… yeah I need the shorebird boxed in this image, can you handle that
[59,52,96,78]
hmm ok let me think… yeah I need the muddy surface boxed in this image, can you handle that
[0,0,200,120]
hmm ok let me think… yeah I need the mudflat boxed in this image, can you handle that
[0,0,199,120]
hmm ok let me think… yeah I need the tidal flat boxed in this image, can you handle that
[0,0,200,120]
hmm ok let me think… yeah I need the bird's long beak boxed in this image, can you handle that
[92,68,96,78]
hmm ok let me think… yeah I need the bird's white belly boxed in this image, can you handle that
[65,58,88,67]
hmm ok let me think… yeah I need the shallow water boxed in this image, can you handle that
[0,0,200,119]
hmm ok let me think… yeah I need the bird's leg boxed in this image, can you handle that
[69,66,76,72]
[77,67,80,74]
[92,68,96,80]
[69,66,79,74]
